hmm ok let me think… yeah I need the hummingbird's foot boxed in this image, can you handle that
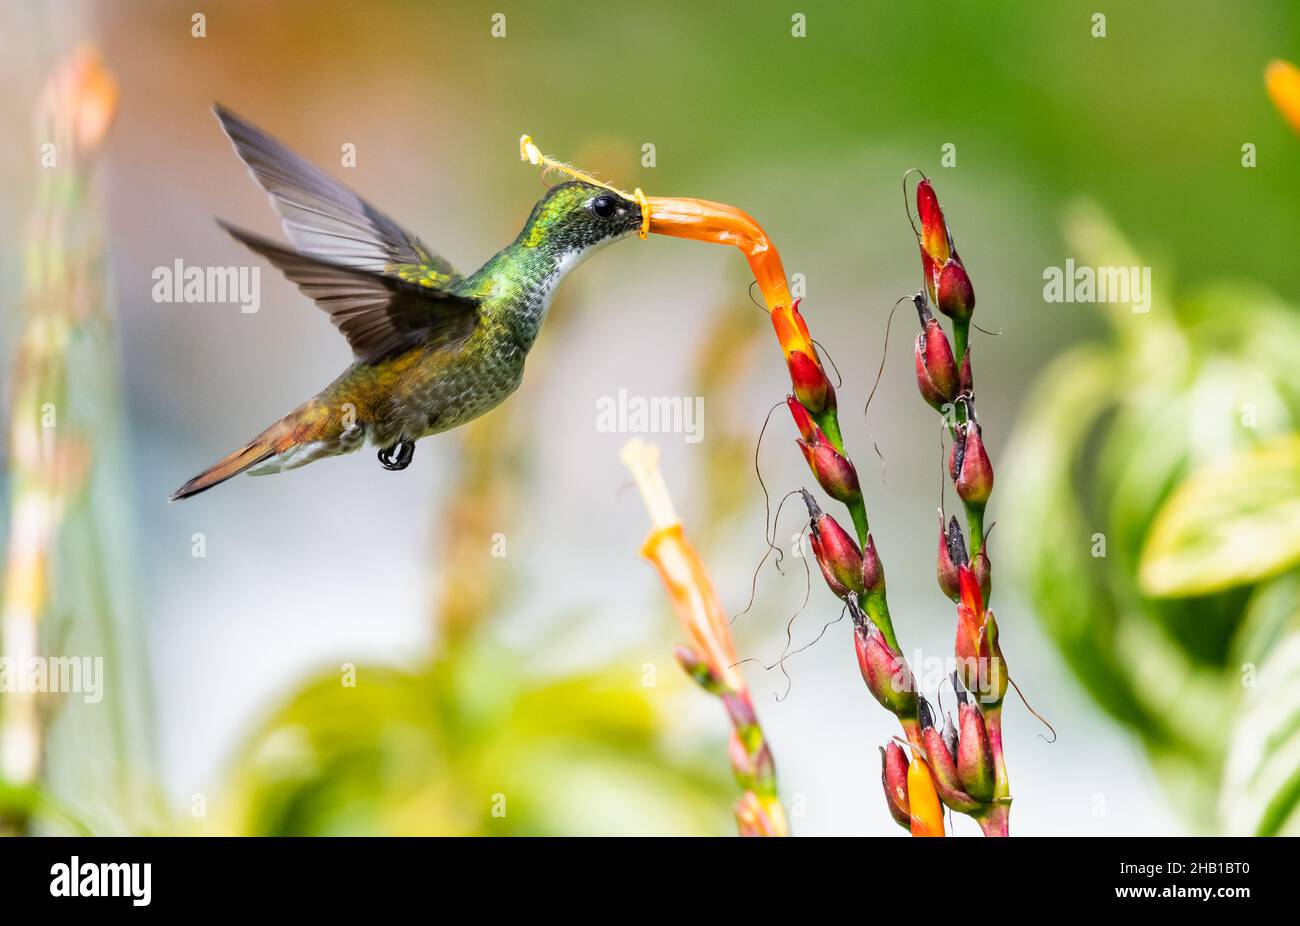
[378,440,415,471]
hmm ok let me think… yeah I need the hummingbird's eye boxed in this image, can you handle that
[590,195,618,219]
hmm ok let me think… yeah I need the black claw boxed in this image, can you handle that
[378,440,415,471]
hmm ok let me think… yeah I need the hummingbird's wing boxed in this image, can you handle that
[213,104,460,287]
[220,221,481,365]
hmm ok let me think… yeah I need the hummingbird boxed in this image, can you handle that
[171,107,644,500]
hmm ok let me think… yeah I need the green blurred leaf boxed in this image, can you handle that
[1221,628,1300,835]
[218,643,734,836]
[1140,436,1300,598]
[0,780,93,835]
[1006,208,1300,830]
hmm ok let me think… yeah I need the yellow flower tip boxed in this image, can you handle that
[519,134,540,164]
[620,438,680,531]
[1266,59,1300,134]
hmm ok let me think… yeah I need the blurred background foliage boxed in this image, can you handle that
[1005,208,1300,834]
[3,0,1300,835]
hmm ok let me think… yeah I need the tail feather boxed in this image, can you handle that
[170,423,291,501]
[172,395,356,500]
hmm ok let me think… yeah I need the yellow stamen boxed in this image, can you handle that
[519,134,649,239]
[633,187,649,239]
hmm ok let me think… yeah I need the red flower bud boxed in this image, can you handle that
[880,742,911,831]
[957,699,995,802]
[937,514,965,601]
[787,349,836,415]
[914,318,959,412]
[788,396,861,503]
[916,178,955,305]
[955,566,1007,704]
[955,566,983,693]
[919,698,981,813]
[853,606,916,717]
[786,394,815,441]
[937,258,975,323]
[801,489,864,598]
[952,418,993,507]
[797,434,861,505]
[959,350,973,395]
[916,179,951,267]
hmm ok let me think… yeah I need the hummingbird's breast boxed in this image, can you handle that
[367,324,529,446]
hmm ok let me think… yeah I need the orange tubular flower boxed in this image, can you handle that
[907,756,946,837]
[646,196,792,309]
[646,197,838,415]
[623,440,788,837]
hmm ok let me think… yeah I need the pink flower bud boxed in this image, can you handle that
[880,742,911,831]
[914,312,959,412]
[919,699,981,813]
[853,607,916,717]
[801,489,864,599]
[952,417,993,508]
[797,434,861,505]
[936,514,965,601]
[959,350,973,395]
[957,699,995,802]
[937,258,975,323]
[861,533,885,595]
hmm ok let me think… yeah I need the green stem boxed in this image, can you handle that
[953,319,970,371]
[974,800,1010,837]
[965,504,985,559]
[810,406,899,649]
[861,587,897,652]
[815,408,848,458]
[845,498,870,551]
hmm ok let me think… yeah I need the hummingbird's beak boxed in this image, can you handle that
[645,196,792,311]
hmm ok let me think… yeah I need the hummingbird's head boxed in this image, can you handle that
[519,181,643,257]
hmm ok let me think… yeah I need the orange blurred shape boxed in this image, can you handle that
[38,44,118,156]
[1267,59,1300,136]
[641,523,743,693]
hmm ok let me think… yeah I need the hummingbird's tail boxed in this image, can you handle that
[170,400,352,500]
